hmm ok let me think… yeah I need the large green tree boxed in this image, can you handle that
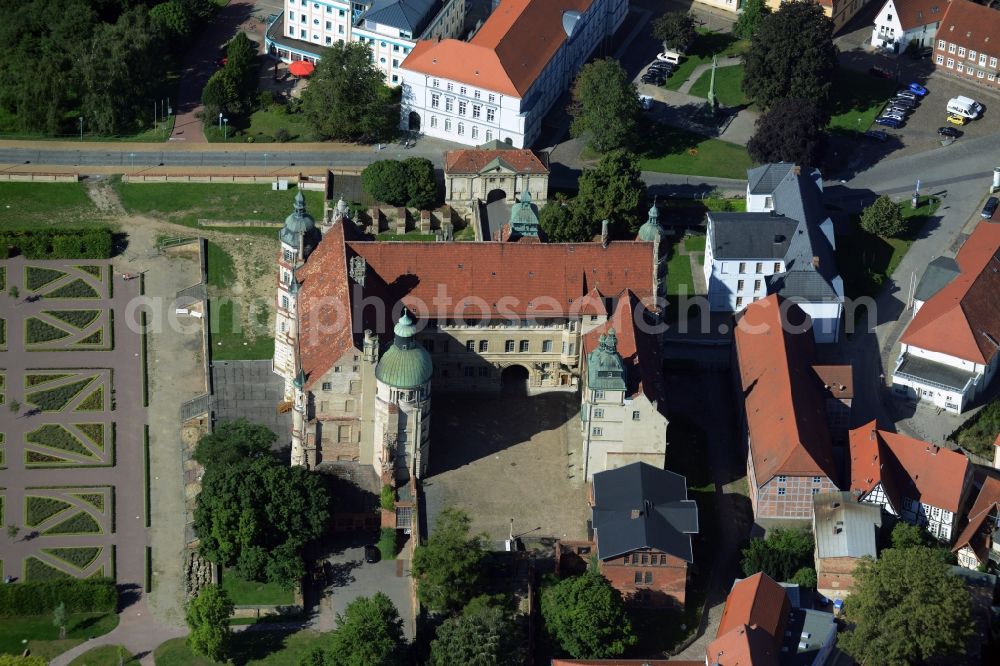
[301,42,398,142]
[575,150,646,236]
[429,597,522,666]
[652,12,697,52]
[733,0,771,39]
[322,593,407,666]
[740,527,815,582]
[742,1,838,110]
[186,586,234,662]
[746,98,827,168]
[403,157,439,210]
[840,547,972,664]
[860,194,906,238]
[361,158,438,209]
[569,58,642,154]
[540,572,636,659]
[411,508,486,613]
[539,200,595,243]
[194,456,330,586]
[193,418,276,467]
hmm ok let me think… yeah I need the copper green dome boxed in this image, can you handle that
[279,190,316,246]
[637,203,664,242]
[587,329,626,391]
[375,309,433,389]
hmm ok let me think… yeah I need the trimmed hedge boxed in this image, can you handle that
[0,577,117,615]
[0,228,114,259]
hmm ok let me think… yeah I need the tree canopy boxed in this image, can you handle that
[538,200,595,243]
[741,527,815,582]
[361,158,439,209]
[569,58,642,154]
[746,98,827,168]
[860,194,907,238]
[840,546,972,664]
[540,572,636,659]
[319,593,407,666]
[193,418,276,467]
[652,12,697,53]
[733,0,771,39]
[411,508,486,613]
[576,150,646,236]
[429,597,523,666]
[742,2,838,110]
[185,586,234,662]
[301,42,399,142]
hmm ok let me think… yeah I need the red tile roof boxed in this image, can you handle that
[952,476,1000,562]
[849,420,970,513]
[892,0,947,31]
[937,0,1000,57]
[900,223,1000,364]
[734,295,840,486]
[708,573,789,666]
[444,148,549,174]
[401,0,594,97]
[812,365,854,399]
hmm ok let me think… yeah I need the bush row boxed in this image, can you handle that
[0,228,113,259]
[0,577,117,615]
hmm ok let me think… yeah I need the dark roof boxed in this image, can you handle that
[747,162,796,195]
[914,256,960,302]
[895,353,979,392]
[709,213,798,259]
[361,0,439,34]
[766,270,841,301]
[592,462,698,562]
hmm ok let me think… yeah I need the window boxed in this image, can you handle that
[886,13,892,20]
[561,341,567,354]
[471,104,481,119]
[281,295,289,309]
[519,340,529,352]
[644,571,653,584]
[738,262,746,273]
[936,54,944,65]
[486,108,495,122]
[812,488,820,495]
[289,11,295,19]
[813,476,821,483]
[466,340,475,351]
[980,53,988,65]
[568,343,575,355]
[432,78,440,88]
[969,49,977,61]
[430,115,437,128]
[445,98,453,112]
[485,130,493,141]
[478,367,489,377]
[392,59,398,67]
[777,487,786,496]
[457,123,464,136]
[458,101,467,115]
[991,57,998,68]
[488,93,496,102]
[542,340,553,352]
[444,119,451,131]
[447,82,453,91]
[737,279,745,290]
[938,39,946,49]
[479,340,488,352]
[755,262,763,273]
[474,90,481,99]
[990,73,996,81]
[594,390,604,399]
[634,571,642,583]
[947,58,955,68]
[778,475,787,483]
[594,408,604,418]
[338,25,344,33]
[471,127,478,139]
[464,366,475,377]
[641,553,649,564]
[632,410,641,421]
[325,20,331,28]
[735,297,743,308]
[325,36,332,44]
[313,18,319,25]
[949,43,956,53]
[957,62,964,73]
[322,382,332,391]
[958,46,966,57]
[754,279,761,291]
[300,29,306,37]
[283,248,294,262]
[592,427,603,436]
[423,339,435,352]
[393,44,399,51]
[505,340,514,352]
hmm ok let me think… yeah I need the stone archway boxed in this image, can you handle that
[500,364,529,394]
[486,188,507,204]
[408,111,421,132]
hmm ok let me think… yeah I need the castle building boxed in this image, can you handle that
[272,191,666,483]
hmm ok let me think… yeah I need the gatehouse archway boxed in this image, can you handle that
[486,188,507,204]
[501,364,529,394]
[408,111,421,132]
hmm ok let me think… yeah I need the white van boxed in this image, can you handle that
[946,95,983,119]
[657,50,682,65]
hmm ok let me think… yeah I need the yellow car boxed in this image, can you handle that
[946,114,967,126]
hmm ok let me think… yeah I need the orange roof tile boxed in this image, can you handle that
[900,223,1000,364]
[401,0,594,97]
[892,0,947,31]
[444,148,549,174]
[952,476,1000,561]
[937,0,1000,57]
[734,295,840,485]
[707,625,780,666]
[708,573,789,666]
[812,365,854,399]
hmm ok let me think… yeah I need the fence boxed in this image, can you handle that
[121,173,313,184]
[0,172,79,182]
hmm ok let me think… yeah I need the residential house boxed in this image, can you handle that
[398,0,628,147]
[443,145,550,219]
[891,222,1000,414]
[265,0,466,84]
[933,0,1000,90]
[707,572,838,666]
[579,293,669,480]
[870,0,945,53]
[848,421,972,542]
[705,163,844,343]
[734,295,847,520]
[589,462,699,607]
[813,491,882,601]
[953,475,1000,570]
[764,0,874,34]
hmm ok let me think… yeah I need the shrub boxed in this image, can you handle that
[25,266,66,290]
[380,484,395,511]
[26,496,73,526]
[26,378,94,411]
[24,557,73,582]
[45,511,101,535]
[26,317,70,344]
[43,547,101,570]
[0,228,114,259]
[0,577,117,615]
[75,386,105,411]
[861,195,906,238]
[44,278,100,299]
[47,310,100,329]
[275,128,291,143]
[25,373,71,387]
[26,424,95,457]
[378,527,397,560]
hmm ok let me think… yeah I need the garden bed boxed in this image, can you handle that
[43,511,101,535]
[42,547,102,571]
[43,278,100,299]
[26,496,72,526]
[25,377,95,411]
[25,317,71,344]
[25,266,66,291]
[46,309,100,329]
[26,424,97,459]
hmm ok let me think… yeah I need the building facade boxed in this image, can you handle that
[443,145,550,216]
[398,0,628,148]
[813,491,881,601]
[870,0,944,53]
[932,0,1000,90]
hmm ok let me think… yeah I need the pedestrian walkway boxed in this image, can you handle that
[636,83,758,146]
[676,56,741,95]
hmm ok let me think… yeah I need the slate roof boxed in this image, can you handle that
[900,222,1000,364]
[952,476,1000,563]
[895,353,978,392]
[747,163,796,195]
[813,491,881,560]
[362,0,439,34]
[914,256,960,302]
[708,213,797,259]
[444,148,549,175]
[591,462,698,562]
[766,270,841,302]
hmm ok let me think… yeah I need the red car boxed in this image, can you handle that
[869,66,893,79]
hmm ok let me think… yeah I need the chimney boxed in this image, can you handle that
[927,445,939,455]
[630,509,641,519]
[812,256,820,269]
[601,219,609,248]
[793,165,801,176]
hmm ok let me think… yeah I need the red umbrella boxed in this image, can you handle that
[289,60,315,77]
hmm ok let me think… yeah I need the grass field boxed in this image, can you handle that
[0,612,118,660]
[0,108,175,143]
[206,107,317,144]
[206,241,236,289]
[827,68,898,134]
[221,571,296,606]
[69,644,138,666]
[208,298,274,361]
[638,125,752,179]
[662,30,749,92]
[0,183,105,230]
[112,181,325,231]
[154,630,328,665]
[666,238,695,297]
[687,65,748,107]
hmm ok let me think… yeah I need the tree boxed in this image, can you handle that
[186,586,234,661]
[52,601,67,640]
[411,508,486,613]
[150,1,191,44]
[575,150,646,236]
[6,524,18,540]
[194,456,330,586]
[652,12,697,53]
[890,521,927,549]
[569,58,642,154]
[741,528,815,582]
[324,593,406,666]
[790,567,817,588]
[840,547,973,664]
[192,418,276,468]
[746,98,827,167]
[361,160,409,206]
[733,0,771,39]
[429,597,522,666]
[0,656,47,666]
[742,2,838,110]
[860,194,906,238]
[539,200,595,243]
[540,572,636,659]
[301,42,398,142]
[403,157,439,210]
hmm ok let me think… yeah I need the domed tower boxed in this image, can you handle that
[274,191,319,394]
[373,309,433,483]
[637,202,667,306]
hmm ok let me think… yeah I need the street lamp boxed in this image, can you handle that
[129,152,135,179]
[218,112,223,131]
[223,118,229,142]
[79,116,83,141]
[263,152,268,172]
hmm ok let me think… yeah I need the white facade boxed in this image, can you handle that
[860,483,958,542]
[891,342,998,414]
[702,250,786,311]
[579,387,667,481]
[870,0,941,52]
[373,374,430,483]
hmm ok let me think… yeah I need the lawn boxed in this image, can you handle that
[638,124,752,180]
[666,237,695,296]
[687,65,748,108]
[0,183,105,231]
[662,29,749,92]
[205,241,236,289]
[950,395,1000,458]
[0,612,119,660]
[208,298,274,361]
[69,644,138,666]
[112,181,325,231]
[154,630,327,665]
[221,571,296,606]
[376,232,436,242]
[205,107,316,144]
[0,108,175,143]
[827,68,898,134]
[836,195,941,299]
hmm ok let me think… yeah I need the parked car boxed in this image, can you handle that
[982,196,999,219]
[946,113,967,125]
[880,112,906,122]
[890,96,918,108]
[641,73,665,85]
[875,117,903,128]
[884,105,911,115]
[908,82,929,96]
[863,129,889,141]
[937,126,962,138]
[364,544,380,563]
[648,65,673,77]
[895,90,918,101]
[648,61,673,71]
[869,66,893,78]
